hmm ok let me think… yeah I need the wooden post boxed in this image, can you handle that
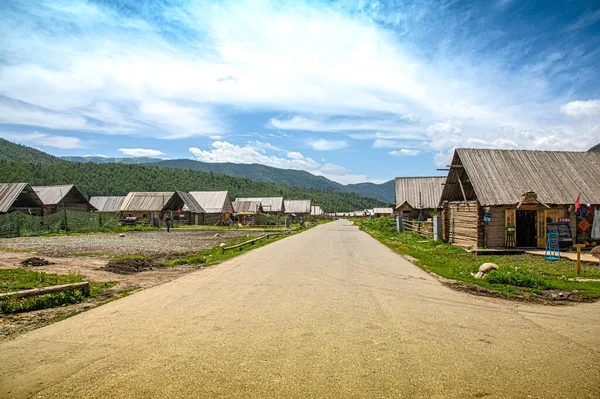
[574,244,585,275]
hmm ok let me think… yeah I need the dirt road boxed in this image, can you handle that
[1,220,599,398]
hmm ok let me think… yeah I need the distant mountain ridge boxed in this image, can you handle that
[0,138,61,164]
[590,143,600,152]
[63,155,397,202]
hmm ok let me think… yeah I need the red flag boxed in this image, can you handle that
[177,209,182,215]
[575,192,581,211]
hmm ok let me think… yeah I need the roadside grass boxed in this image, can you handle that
[356,217,600,300]
[0,269,116,314]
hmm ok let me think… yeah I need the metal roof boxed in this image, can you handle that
[395,177,446,209]
[188,191,233,213]
[31,185,79,205]
[121,192,176,212]
[234,197,284,213]
[232,200,263,214]
[284,200,312,214]
[0,183,44,213]
[310,205,323,216]
[89,196,125,212]
[442,148,600,206]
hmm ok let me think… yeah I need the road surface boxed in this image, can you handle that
[1,220,599,398]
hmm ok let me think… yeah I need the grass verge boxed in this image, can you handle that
[355,217,600,301]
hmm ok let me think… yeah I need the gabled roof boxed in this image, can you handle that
[234,197,284,213]
[174,192,205,214]
[121,192,176,212]
[0,183,44,213]
[232,200,263,214]
[442,148,600,206]
[284,200,312,214]
[373,208,393,215]
[188,191,232,213]
[395,177,446,209]
[89,196,126,212]
[31,185,88,206]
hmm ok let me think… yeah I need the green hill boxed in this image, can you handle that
[590,143,600,152]
[63,156,163,164]
[0,138,61,164]
[345,180,396,205]
[0,160,385,211]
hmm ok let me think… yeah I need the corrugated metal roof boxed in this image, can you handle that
[310,205,323,216]
[448,149,600,206]
[284,200,312,214]
[177,192,205,214]
[121,192,176,212]
[89,196,125,212]
[188,191,232,213]
[235,197,284,213]
[373,208,393,215]
[31,185,76,205]
[232,200,263,214]
[0,183,44,213]
[395,177,446,209]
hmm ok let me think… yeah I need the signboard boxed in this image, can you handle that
[483,213,492,222]
[544,232,561,261]
[522,190,538,205]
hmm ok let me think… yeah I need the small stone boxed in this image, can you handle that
[213,233,219,238]
[119,233,125,237]
[219,243,226,247]
[479,263,499,273]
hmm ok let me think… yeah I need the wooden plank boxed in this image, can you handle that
[0,282,90,300]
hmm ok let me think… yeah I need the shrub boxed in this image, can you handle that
[486,268,548,290]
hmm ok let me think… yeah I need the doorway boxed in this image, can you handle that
[516,210,536,247]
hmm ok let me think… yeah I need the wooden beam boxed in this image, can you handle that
[0,282,90,300]
[456,170,467,201]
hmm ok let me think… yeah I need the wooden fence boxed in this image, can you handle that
[401,218,433,238]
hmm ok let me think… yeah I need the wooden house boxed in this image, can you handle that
[439,148,600,248]
[32,185,96,214]
[372,208,394,218]
[0,183,44,216]
[89,196,125,212]
[284,200,312,220]
[120,192,204,225]
[234,197,285,215]
[188,191,234,225]
[232,200,263,224]
[395,176,445,220]
[310,205,323,218]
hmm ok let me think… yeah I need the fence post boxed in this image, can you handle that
[396,216,403,233]
[433,216,442,241]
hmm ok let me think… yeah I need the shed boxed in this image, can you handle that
[439,148,600,248]
[0,183,44,216]
[232,200,263,224]
[32,185,96,214]
[188,191,234,225]
[165,192,205,225]
[89,196,125,212]
[234,197,285,214]
[373,208,394,218]
[310,205,323,218]
[395,176,445,220]
[120,192,179,225]
[284,200,312,219]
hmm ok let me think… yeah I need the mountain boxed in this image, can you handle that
[346,180,396,205]
[590,143,600,152]
[62,156,163,164]
[0,160,385,211]
[0,138,61,164]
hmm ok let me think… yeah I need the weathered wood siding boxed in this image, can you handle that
[483,206,509,248]
[443,201,480,247]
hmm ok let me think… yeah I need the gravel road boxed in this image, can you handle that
[0,220,598,398]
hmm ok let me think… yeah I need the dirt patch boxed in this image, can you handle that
[104,258,163,275]
[20,257,51,267]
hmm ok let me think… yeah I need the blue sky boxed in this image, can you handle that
[0,0,599,184]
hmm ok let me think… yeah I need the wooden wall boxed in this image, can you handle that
[443,201,480,247]
[482,206,509,248]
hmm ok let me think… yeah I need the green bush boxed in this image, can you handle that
[485,268,548,290]
[0,290,85,314]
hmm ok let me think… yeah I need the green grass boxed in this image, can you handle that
[356,217,600,300]
[0,269,116,314]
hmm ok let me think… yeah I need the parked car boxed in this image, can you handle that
[546,222,573,249]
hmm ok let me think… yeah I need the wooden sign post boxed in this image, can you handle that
[574,244,586,275]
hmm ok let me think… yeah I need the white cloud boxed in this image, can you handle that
[389,149,419,156]
[560,100,600,118]
[307,138,348,151]
[189,141,372,184]
[1,131,87,149]
[118,148,164,157]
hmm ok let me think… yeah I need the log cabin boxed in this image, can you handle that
[32,185,96,214]
[394,176,445,220]
[187,191,234,225]
[0,183,44,216]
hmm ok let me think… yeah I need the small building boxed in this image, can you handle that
[310,205,323,218]
[32,185,96,214]
[232,200,263,224]
[188,191,234,225]
[120,192,204,225]
[439,148,600,248]
[89,196,125,212]
[0,183,44,216]
[394,176,446,220]
[284,200,312,220]
[372,208,394,218]
[235,197,285,215]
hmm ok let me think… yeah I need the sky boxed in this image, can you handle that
[0,0,599,185]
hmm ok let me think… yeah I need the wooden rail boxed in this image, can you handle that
[221,231,292,253]
[0,282,90,300]
[401,219,433,238]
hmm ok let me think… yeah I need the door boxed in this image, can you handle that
[537,209,547,248]
[517,210,537,247]
[505,210,516,247]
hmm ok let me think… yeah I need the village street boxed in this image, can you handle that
[0,220,598,398]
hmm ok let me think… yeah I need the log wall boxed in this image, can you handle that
[444,201,480,247]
